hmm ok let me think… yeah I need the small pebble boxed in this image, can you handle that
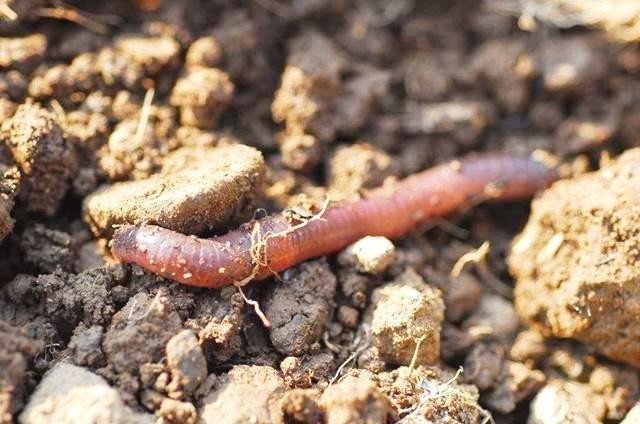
[338,236,395,274]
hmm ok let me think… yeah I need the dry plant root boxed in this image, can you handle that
[111,153,559,288]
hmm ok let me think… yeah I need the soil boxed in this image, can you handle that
[2,0,640,423]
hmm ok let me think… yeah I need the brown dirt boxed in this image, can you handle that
[2,0,640,422]
[510,149,640,366]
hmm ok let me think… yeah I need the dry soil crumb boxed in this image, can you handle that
[0,35,47,72]
[165,329,207,397]
[0,321,43,423]
[367,268,444,366]
[18,363,153,424]
[114,36,180,76]
[66,324,104,368]
[483,361,546,414]
[199,365,285,424]
[461,293,520,342]
[158,398,196,424]
[327,143,394,201]
[83,144,265,237]
[103,291,182,377]
[338,236,395,275]
[281,388,323,423]
[1,102,76,215]
[184,287,244,363]
[170,67,234,128]
[623,402,640,423]
[20,224,74,273]
[0,196,13,242]
[263,258,337,356]
[528,379,606,424]
[320,375,391,424]
[510,148,640,367]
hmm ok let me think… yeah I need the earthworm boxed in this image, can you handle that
[111,153,559,288]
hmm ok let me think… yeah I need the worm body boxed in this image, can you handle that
[111,153,558,288]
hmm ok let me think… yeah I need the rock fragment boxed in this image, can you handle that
[338,236,395,275]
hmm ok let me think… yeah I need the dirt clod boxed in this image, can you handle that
[281,388,322,423]
[0,35,46,72]
[1,102,76,215]
[67,324,104,368]
[165,329,206,396]
[170,67,234,129]
[18,363,152,424]
[83,144,265,237]
[327,143,394,201]
[320,375,391,424]
[264,259,337,356]
[20,224,74,273]
[0,321,43,423]
[510,149,640,367]
[528,379,606,424]
[103,291,182,376]
[367,268,444,366]
[158,398,196,424]
[199,365,286,424]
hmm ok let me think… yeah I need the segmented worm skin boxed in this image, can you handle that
[111,153,558,288]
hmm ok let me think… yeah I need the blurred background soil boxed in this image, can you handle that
[2,0,640,423]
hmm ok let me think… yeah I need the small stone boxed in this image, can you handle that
[165,330,207,396]
[338,236,395,275]
[19,363,152,424]
[367,268,444,366]
[83,144,264,237]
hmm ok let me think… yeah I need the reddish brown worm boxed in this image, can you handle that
[111,153,559,288]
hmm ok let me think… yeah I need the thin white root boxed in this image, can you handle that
[237,286,271,328]
[451,241,490,277]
